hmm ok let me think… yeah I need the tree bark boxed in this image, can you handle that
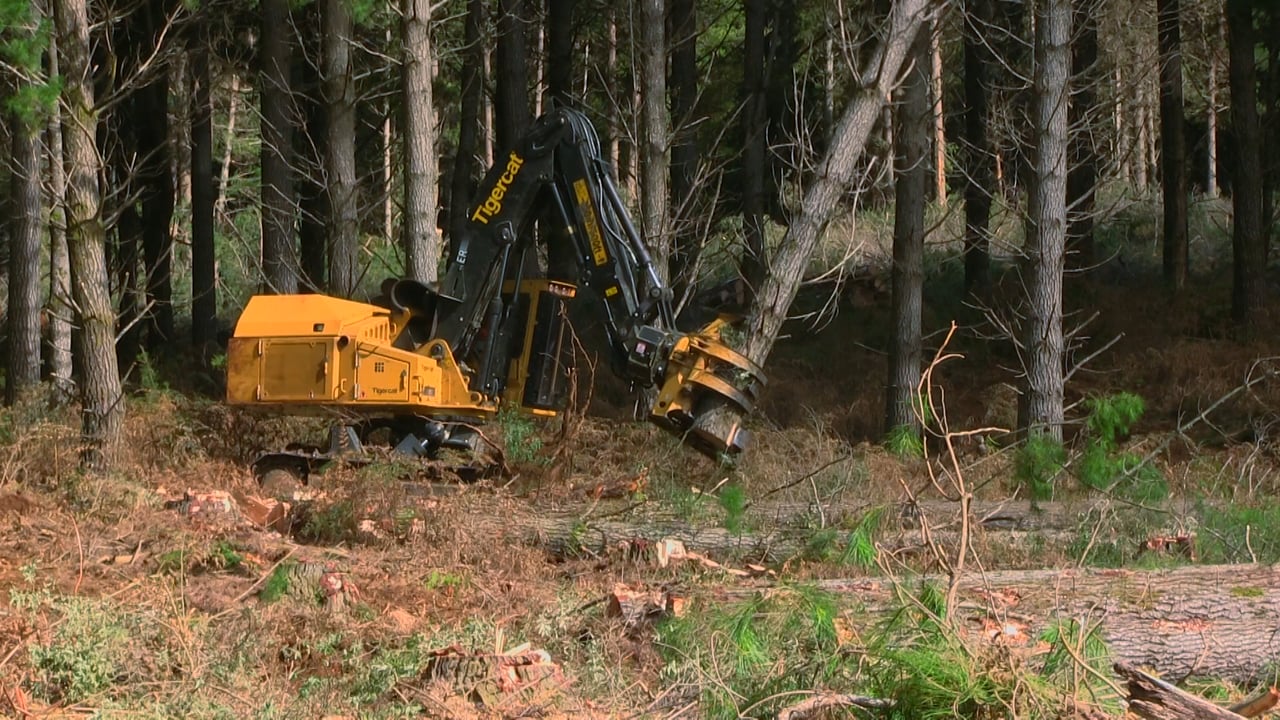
[693,0,935,447]
[638,0,670,284]
[46,27,74,399]
[8,107,44,405]
[808,564,1280,683]
[931,17,946,206]
[885,30,930,434]
[1158,0,1188,291]
[544,0,573,106]
[1207,43,1218,198]
[215,73,239,223]
[1134,83,1149,191]
[139,72,174,346]
[1226,0,1264,327]
[668,0,699,288]
[1018,0,1069,441]
[962,0,994,298]
[1066,0,1098,273]
[542,0,577,280]
[741,0,768,290]
[449,0,484,260]
[54,0,125,468]
[323,0,358,297]
[191,43,216,357]
[401,0,441,282]
[297,39,327,293]
[494,0,531,154]
[260,0,299,294]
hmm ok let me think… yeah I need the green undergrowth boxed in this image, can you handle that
[657,580,1117,720]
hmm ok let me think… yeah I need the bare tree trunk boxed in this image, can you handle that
[401,0,441,282]
[1018,0,1070,441]
[1158,0,1188,291]
[1207,44,1218,198]
[1226,0,1264,327]
[494,0,531,154]
[46,28,73,399]
[668,0,698,288]
[716,0,934,381]
[139,71,174,346]
[215,73,238,222]
[191,43,216,356]
[962,0,994,298]
[637,0,670,285]
[1134,84,1149,191]
[544,0,572,106]
[54,0,125,468]
[8,109,43,404]
[931,16,946,206]
[449,0,484,260]
[885,29,930,435]
[297,36,327,293]
[542,0,576,279]
[741,0,767,290]
[260,0,299,294]
[323,0,358,296]
[1066,0,1098,272]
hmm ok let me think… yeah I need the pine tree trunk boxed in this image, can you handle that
[931,17,946,206]
[401,0,441,282]
[962,0,994,298]
[449,0,484,259]
[139,71,174,346]
[1158,0,1188,291]
[297,43,327,293]
[544,0,573,105]
[668,0,698,288]
[191,44,217,356]
[1066,0,1098,272]
[637,0,670,285]
[260,0,299,294]
[46,29,74,399]
[215,73,238,222]
[54,0,125,468]
[323,0,358,296]
[885,29,930,435]
[7,108,43,404]
[1226,0,1264,327]
[542,0,577,279]
[724,0,933,376]
[1207,46,1218,198]
[1141,83,1152,189]
[1019,0,1069,441]
[494,0,531,154]
[741,0,767,290]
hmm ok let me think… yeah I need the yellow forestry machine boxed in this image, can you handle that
[225,107,764,483]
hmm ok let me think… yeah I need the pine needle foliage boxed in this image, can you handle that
[656,585,846,719]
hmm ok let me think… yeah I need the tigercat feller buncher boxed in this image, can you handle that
[227,107,764,484]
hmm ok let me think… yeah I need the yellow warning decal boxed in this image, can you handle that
[574,179,609,266]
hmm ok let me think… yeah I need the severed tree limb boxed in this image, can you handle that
[1230,687,1280,718]
[1115,661,1246,720]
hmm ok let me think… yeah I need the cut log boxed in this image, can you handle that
[708,564,1280,683]
[522,512,1077,565]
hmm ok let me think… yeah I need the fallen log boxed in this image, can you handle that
[521,512,1077,564]
[712,563,1280,683]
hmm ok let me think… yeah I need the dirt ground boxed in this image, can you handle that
[2,237,1279,718]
